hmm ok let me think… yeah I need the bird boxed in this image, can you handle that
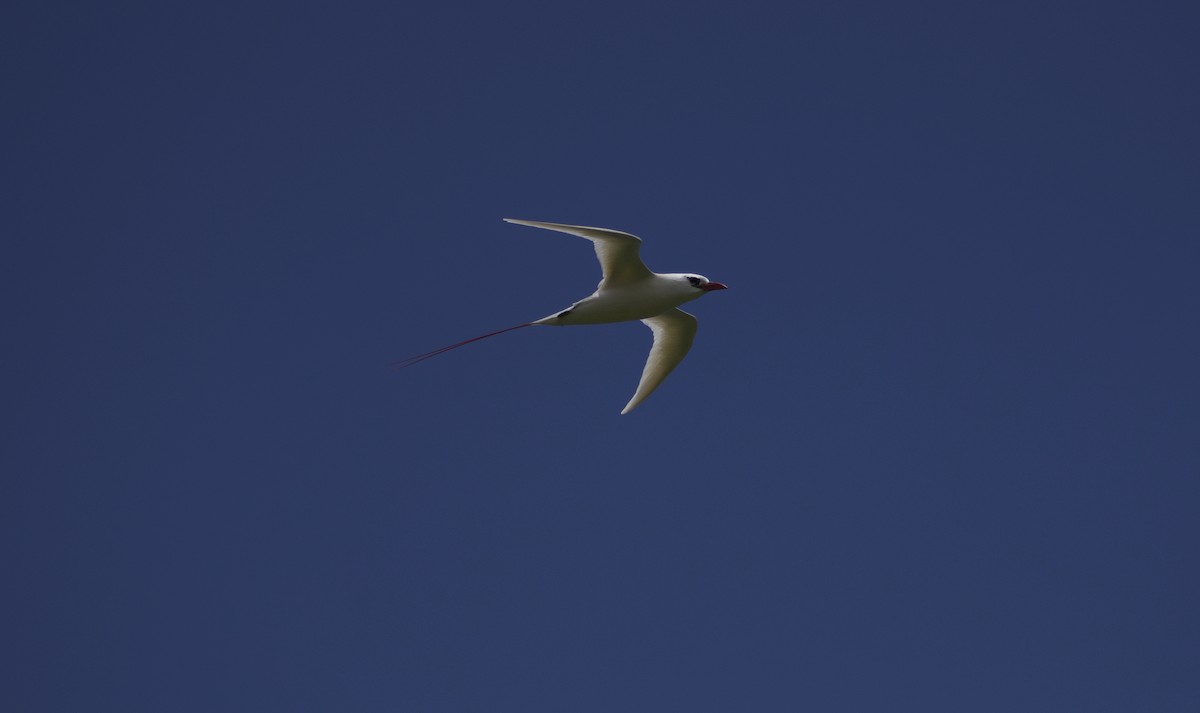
[395,219,727,414]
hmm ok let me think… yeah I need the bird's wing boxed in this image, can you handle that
[504,218,654,287]
[621,308,698,414]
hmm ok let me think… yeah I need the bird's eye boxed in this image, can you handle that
[686,276,702,287]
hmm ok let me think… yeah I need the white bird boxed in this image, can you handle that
[396,219,727,414]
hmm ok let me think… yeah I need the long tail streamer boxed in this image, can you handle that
[391,323,533,370]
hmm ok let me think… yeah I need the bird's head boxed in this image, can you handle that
[684,274,728,292]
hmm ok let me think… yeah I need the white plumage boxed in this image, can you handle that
[397,219,727,414]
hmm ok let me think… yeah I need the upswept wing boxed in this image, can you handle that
[503,218,654,287]
[621,308,698,414]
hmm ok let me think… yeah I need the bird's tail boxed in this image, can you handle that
[391,323,533,370]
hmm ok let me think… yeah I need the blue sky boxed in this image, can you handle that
[3,1,1198,711]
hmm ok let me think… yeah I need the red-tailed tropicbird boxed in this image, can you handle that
[396,219,727,414]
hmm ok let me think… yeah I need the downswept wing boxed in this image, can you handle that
[503,218,654,287]
[621,308,698,414]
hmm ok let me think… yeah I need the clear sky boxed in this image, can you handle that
[3,1,1198,711]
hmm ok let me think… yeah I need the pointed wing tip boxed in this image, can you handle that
[504,218,551,231]
[619,394,645,415]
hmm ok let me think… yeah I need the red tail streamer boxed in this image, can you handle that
[391,323,533,370]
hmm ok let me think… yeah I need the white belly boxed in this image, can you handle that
[535,279,700,325]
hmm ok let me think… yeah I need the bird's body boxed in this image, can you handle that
[531,272,710,326]
[397,219,726,414]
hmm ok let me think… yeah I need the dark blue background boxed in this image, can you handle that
[4,1,1198,710]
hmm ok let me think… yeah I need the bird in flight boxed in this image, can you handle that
[395,219,727,414]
